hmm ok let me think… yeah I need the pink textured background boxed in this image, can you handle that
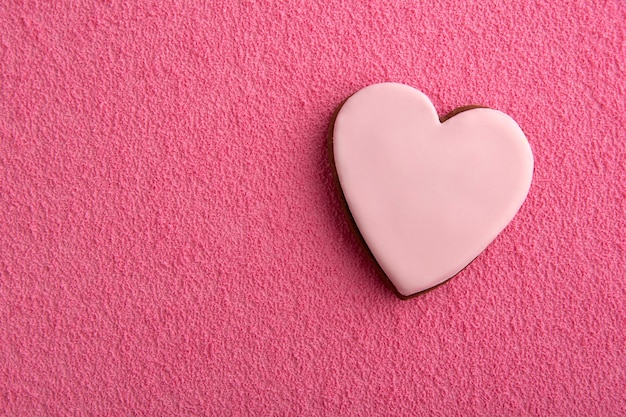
[1,0,624,415]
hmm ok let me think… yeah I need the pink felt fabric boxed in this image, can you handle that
[1,0,624,415]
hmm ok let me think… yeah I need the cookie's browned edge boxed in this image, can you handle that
[328,99,487,300]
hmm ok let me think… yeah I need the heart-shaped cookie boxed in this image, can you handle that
[332,83,533,298]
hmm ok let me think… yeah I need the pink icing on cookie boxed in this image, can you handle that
[333,83,534,297]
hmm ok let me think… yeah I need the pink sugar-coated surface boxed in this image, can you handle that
[1,1,624,415]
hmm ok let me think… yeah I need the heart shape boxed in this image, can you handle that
[332,83,533,298]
